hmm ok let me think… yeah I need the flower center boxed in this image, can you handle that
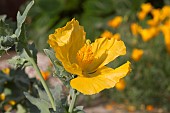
[76,44,94,70]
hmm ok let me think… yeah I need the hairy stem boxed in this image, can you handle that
[24,48,56,111]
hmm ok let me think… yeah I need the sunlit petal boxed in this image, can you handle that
[70,61,131,95]
[88,37,126,72]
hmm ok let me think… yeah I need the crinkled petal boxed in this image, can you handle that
[62,61,83,76]
[48,18,85,64]
[70,61,131,95]
[86,37,126,73]
[48,19,86,75]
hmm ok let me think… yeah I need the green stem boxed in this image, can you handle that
[24,48,56,111]
[68,89,78,113]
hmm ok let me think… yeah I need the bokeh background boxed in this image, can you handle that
[1,0,170,112]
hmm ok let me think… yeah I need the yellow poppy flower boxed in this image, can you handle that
[160,25,170,54]
[147,19,159,27]
[107,16,123,28]
[139,27,159,42]
[161,6,170,21]
[2,68,10,75]
[141,3,153,14]
[131,48,144,61]
[48,19,131,95]
[130,23,141,36]
[115,79,126,91]
[146,105,154,111]
[148,9,161,26]
[36,70,50,80]
[8,100,16,106]
[100,30,121,40]
[0,93,5,101]
[137,11,147,20]
[112,33,121,40]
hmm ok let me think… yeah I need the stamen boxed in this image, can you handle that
[76,44,94,70]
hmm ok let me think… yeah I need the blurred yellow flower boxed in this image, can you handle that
[2,68,10,75]
[161,6,170,21]
[112,33,121,40]
[41,71,50,80]
[115,79,126,91]
[48,19,131,95]
[131,48,144,61]
[141,3,153,14]
[137,11,147,20]
[147,19,158,27]
[146,105,154,111]
[0,93,5,101]
[36,70,50,81]
[100,30,121,40]
[130,23,141,36]
[139,27,159,42]
[8,100,16,106]
[160,25,170,54]
[138,3,152,20]
[107,16,123,28]
[148,9,161,26]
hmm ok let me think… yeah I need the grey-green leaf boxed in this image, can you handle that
[24,92,51,113]
[15,0,34,38]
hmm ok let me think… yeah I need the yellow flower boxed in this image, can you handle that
[131,48,144,61]
[141,3,153,14]
[146,105,154,111]
[100,30,121,40]
[160,25,170,54]
[147,9,161,26]
[161,6,170,21]
[147,19,159,27]
[0,93,5,101]
[130,23,141,36]
[8,100,16,106]
[115,79,126,91]
[137,11,147,20]
[139,27,159,42]
[107,16,123,28]
[36,70,50,81]
[2,68,10,75]
[48,19,131,95]
[112,33,121,40]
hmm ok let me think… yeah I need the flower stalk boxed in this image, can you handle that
[24,47,56,111]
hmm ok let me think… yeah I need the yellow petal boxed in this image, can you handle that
[139,27,159,42]
[137,11,147,20]
[107,16,123,28]
[100,39,126,67]
[48,18,86,64]
[48,19,86,75]
[141,3,153,14]
[115,79,126,91]
[61,61,83,76]
[85,37,126,73]
[131,48,144,61]
[130,23,141,36]
[70,61,131,95]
